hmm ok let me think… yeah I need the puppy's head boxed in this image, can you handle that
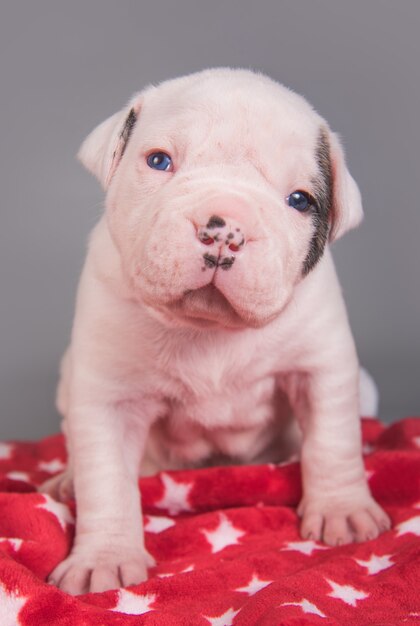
[78,69,362,329]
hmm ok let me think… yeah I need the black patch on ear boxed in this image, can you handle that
[302,127,333,276]
[119,108,138,159]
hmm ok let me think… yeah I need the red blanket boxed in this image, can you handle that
[1,418,420,625]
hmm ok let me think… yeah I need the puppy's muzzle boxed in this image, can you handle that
[197,214,245,271]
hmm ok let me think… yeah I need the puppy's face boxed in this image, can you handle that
[80,69,363,329]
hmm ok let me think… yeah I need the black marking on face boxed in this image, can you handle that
[203,253,218,268]
[227,232,234,239]
[219,256,235,270]
[119,108,138,160]
[207,215,226,229]
[302,127,333,276]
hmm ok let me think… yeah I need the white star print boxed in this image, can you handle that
[281,599,326,617]
[326,579,369,606]
[154,473,194,515]
[157,564,194,578]
[36,494,74,530]
[365,468,374,481]
[0,537,23,550]
[362,443,374,454]
[144,515,175,533]
[0,581,27,626]
[180,564,195,573]
[111,590,156,615]
[38,459,65,473]
[202,513,245,553]
[355,553,394,574]
[0,442,13,460]
[276,454,299,467]
[235,573,272,595]
[203,607,241,625]
[6,471,30,483]
[280,540,329,556]
[396,515,420,537]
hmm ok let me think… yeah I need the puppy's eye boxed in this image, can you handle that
[287,190,314,212]
[146,152,173,171]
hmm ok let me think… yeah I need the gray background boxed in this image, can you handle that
[1,1,419,440]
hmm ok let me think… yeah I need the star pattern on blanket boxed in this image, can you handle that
[110,590,156,615]
[154,473,194,515]
[203,607,241,625]
[35,494,74,529]
[276,454,299,467]
[365,468,375,481]
[0,581,27,626]
[0,417,420,625]
[38,459,65,473]
[355,553,394,574]
[202,513,245,553]
[326,578,369,606]
[280,539,329,556]
[0,537,23,551]
[156,563,195,578]
[6,471,30,483]
[144,514,175,533]
[396,515,420,537]
[281,598,326,617]
[235,573,273,595]
[0,443,13,460]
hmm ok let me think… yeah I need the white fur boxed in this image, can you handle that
[359,367,379,417]
[40,68,389,595]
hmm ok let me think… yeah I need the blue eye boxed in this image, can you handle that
[287,191,314,212]
[147,151,173,171]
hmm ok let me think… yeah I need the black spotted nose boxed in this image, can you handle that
[206,215,226,229]
[197,215,246,252]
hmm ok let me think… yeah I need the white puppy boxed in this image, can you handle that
[41,68,390,595]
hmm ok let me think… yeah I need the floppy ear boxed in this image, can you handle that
[328,130,364,241]
[77,94,142,189]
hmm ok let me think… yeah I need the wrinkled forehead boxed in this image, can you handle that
[135,76,323,177]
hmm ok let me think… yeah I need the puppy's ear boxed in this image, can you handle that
[78,95,142,189]
[327,130,364,241]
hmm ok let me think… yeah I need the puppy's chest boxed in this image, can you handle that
[151,336,278,430]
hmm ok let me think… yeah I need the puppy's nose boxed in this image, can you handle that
[197,215,245,252]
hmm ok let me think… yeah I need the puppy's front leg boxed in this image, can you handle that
[293,369,390,546]
[49,403,153,595]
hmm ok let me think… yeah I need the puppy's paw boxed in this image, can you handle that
[298,493,391,546]
[39,470,74,502]
[48,544,155,595]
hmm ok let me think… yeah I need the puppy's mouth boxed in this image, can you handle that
[170,284,245,328]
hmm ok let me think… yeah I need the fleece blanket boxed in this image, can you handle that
[0,418,420,626]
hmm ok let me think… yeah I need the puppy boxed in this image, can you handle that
[40,68,390,595]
